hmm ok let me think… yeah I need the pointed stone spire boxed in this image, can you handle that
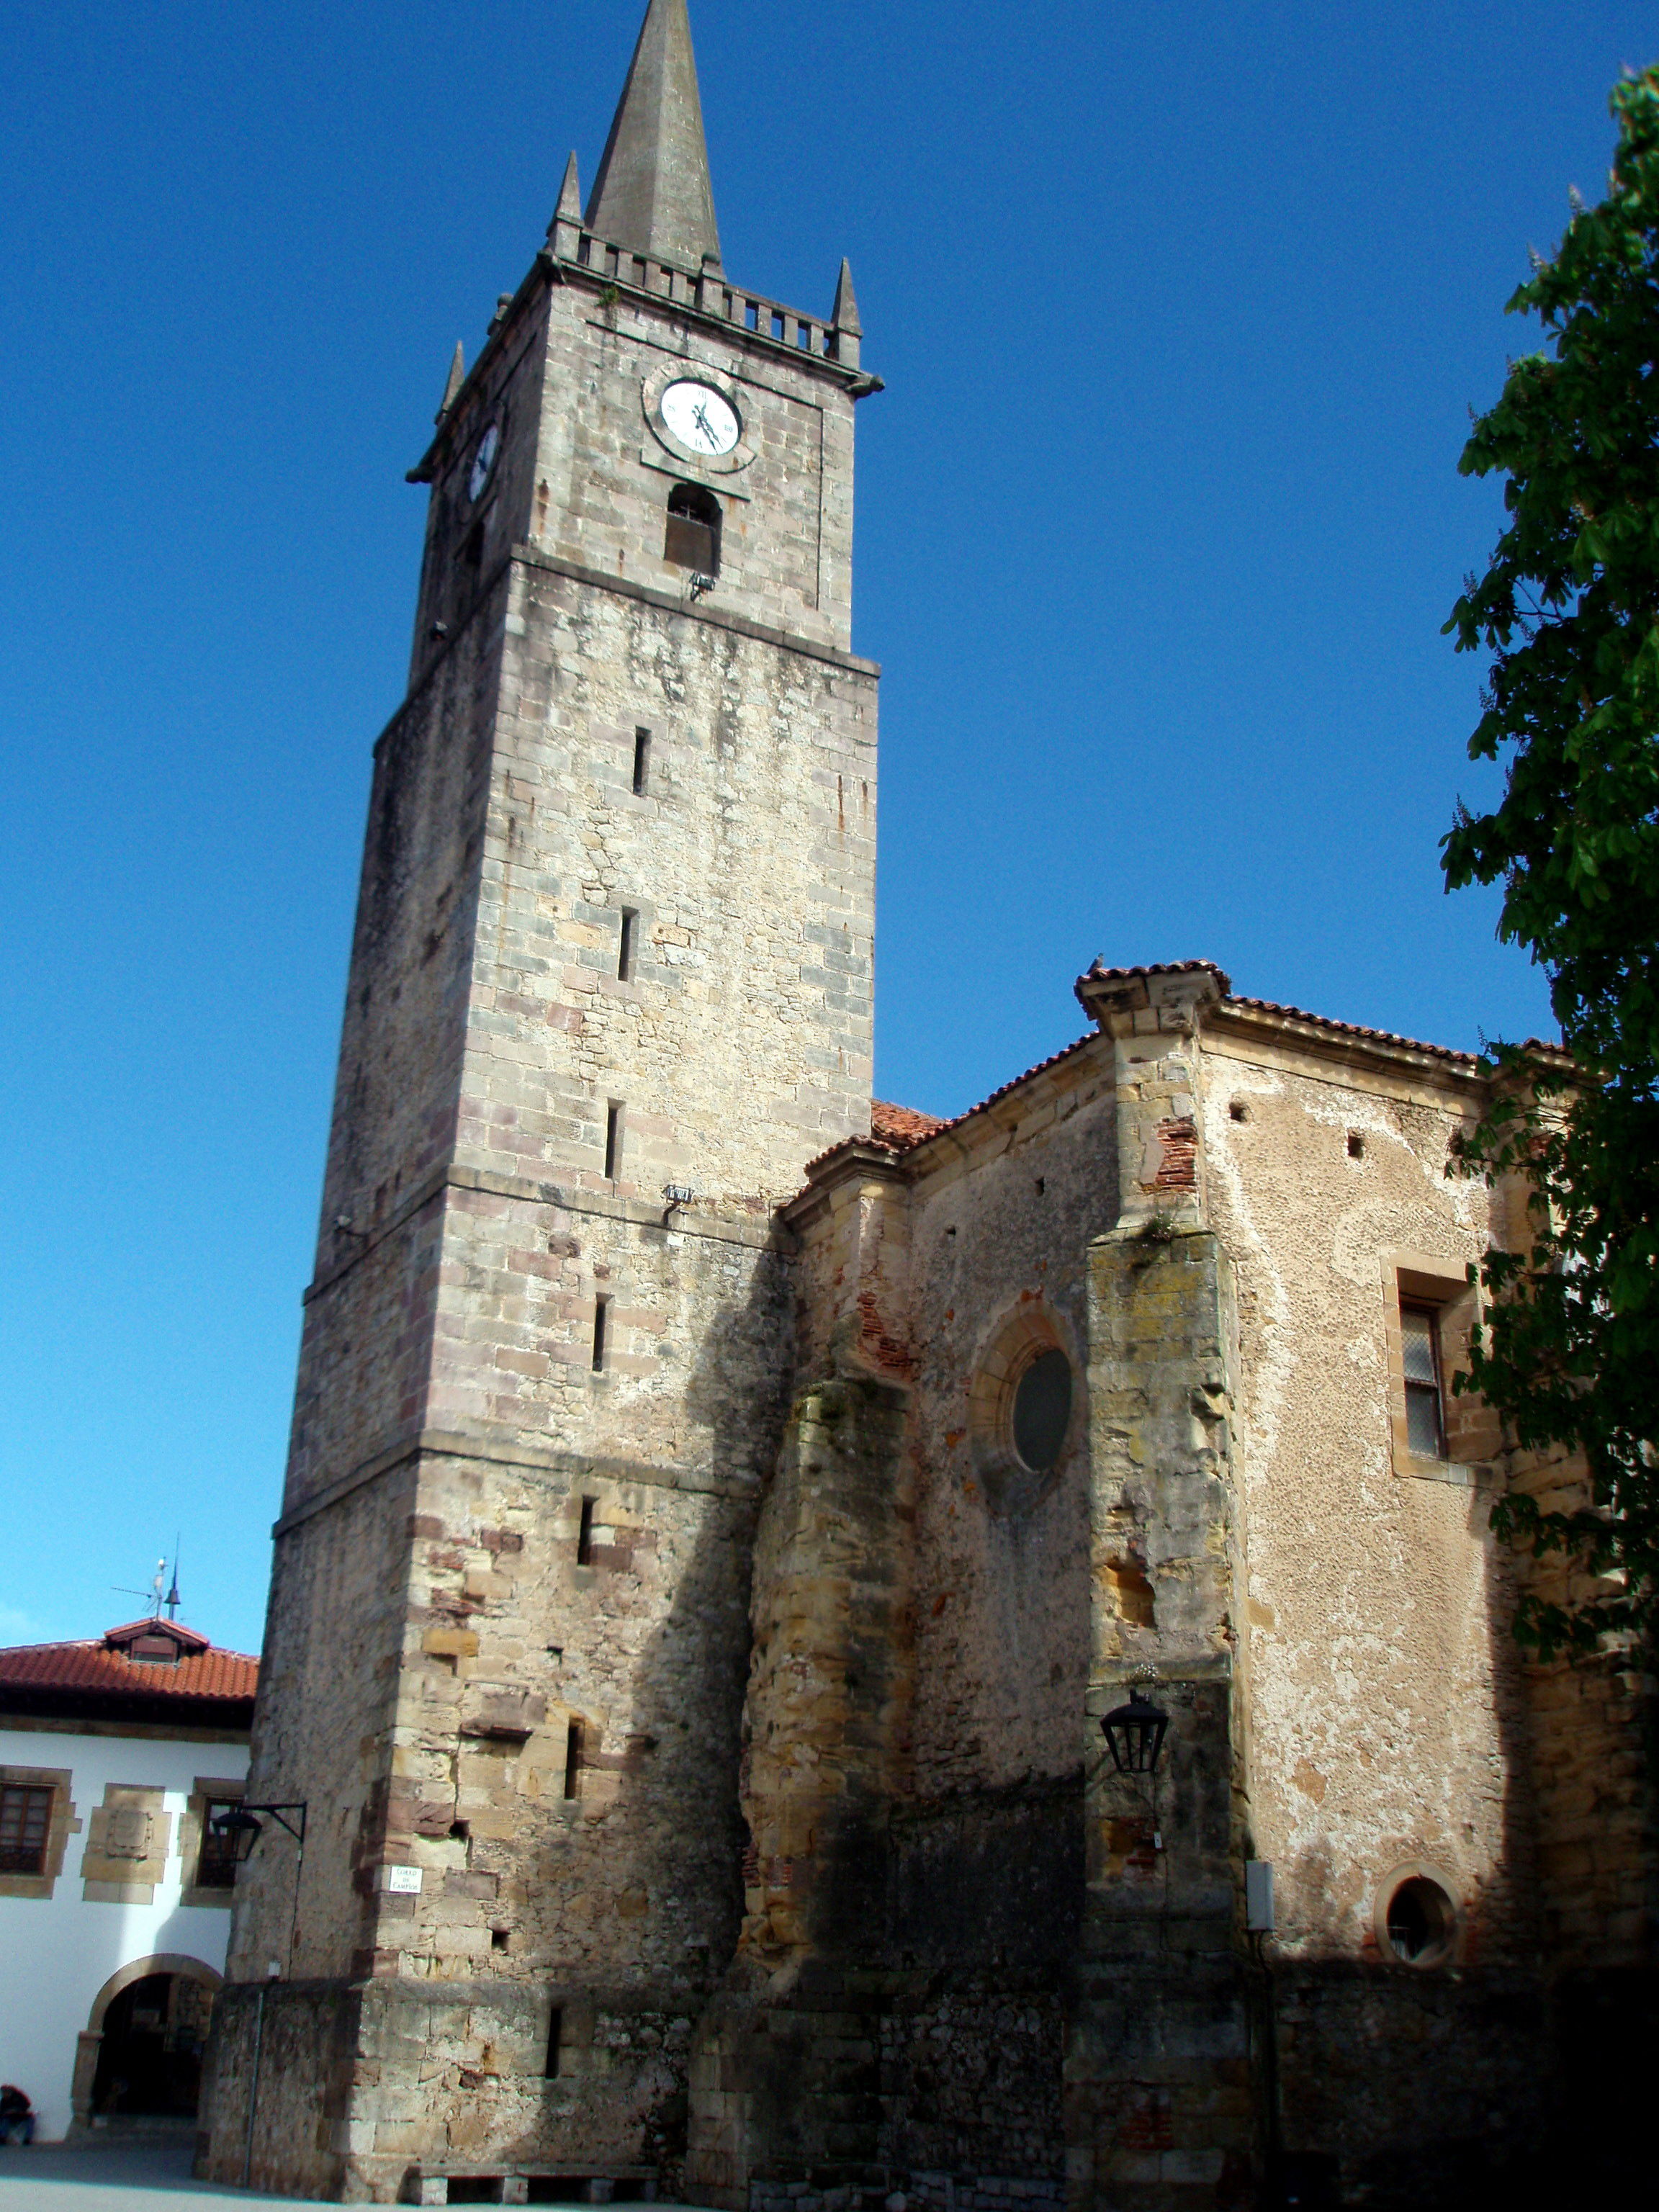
[831,259,861,336]
[830,259,861,369]
[436,341,465,423]
[585,0,721,269]
[550,150,583,257]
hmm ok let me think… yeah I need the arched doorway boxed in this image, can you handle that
[71,1956,221,2129]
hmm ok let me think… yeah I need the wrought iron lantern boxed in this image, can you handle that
[1100,1686,1170,1775]
[210,1801,307,1863]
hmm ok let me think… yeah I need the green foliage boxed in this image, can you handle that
[1444,67,1659,1654]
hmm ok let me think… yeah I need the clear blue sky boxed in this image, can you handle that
[0,1,1647,1655]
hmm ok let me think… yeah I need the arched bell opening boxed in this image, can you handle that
[665,481,722,576]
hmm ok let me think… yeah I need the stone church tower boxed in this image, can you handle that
[204,2,879,2195]
[202,6,1657,2206]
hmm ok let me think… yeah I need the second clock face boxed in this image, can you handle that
[660,380,740,457]
[469,421,500,502]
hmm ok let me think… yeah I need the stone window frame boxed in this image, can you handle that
[0,1763,78,1899]
[967,1299,1084,1519]
[1380,1248,1500,1488]
[1372,1858,1463,1969]
[177,1777,247,1910]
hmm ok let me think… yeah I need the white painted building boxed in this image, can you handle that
[0,1614,255,2141]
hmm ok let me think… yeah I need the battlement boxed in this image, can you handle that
[553,229,863,373]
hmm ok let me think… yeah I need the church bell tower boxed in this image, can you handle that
[202,3,878,2195]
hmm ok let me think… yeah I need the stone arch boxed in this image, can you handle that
[967,1297,1084,1518]
[70,1954,223,2128]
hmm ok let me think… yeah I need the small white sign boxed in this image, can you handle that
[384,1863,423,1895]
[1245,1859,1275,1933]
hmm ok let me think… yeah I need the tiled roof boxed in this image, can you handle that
[0,1622,258,1710]
[800,967,1559,1196]
[1081,957,1234,992]
[804,1034,1100,1178]
[1221,996,1482,1066]
[871,1100,945,1146]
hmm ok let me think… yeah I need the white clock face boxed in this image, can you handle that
[660,380,740,457]
[468,421,500,502]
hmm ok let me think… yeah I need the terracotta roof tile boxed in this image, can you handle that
[1082,957,1233,991]
[0,1624,258,1708]
[804,1035,1100,1180]
[799,969,1560,1199]
[871,1100,945,1146]
[1221,995,1482,1066]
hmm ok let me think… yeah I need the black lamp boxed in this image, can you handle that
[211,1801,307,1863]
[1101,1686,1170,1775]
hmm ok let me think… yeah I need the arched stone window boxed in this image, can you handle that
[665,482,721,576]
[967,1305,1081,1517]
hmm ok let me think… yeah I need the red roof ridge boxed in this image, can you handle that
[1220,994,1482,1066]
[796,966,1563,1197]
[1081,956,1233,990]
[802,1033,1101,1181]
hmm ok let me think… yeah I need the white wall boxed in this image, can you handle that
[0,1725,249,2141]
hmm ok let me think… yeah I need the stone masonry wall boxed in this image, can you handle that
[899,1040,1117,1801]
[211,206,880,2200]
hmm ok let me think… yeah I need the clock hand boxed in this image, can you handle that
[692,403,716,449]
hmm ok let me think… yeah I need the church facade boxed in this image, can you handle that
[199,6,1655,2206]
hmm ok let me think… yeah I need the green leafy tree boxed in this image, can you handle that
[1443,64,1659,1655]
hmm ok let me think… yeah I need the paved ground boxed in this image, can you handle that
[0,2142,668,2211]
[0,2139,333,2209]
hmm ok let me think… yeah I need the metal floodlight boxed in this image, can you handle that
[1101,1686,1170,1775]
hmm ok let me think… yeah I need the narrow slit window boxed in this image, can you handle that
[563,1722,584,1801]
[603,1102,623,1180]
[618,909,637,982]
[592,1298,609,1373]
[1401,1303,1446,1459]
[577,1497,595,1566]
[632,727,652,795]
[544,2006,563,2077]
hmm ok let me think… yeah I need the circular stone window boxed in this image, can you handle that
[1384,1876,1455,1966]
[967,1316,1079,1517]
[1012,1346,1073,1473]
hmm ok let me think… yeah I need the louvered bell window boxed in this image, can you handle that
[664,483,721,576]
[1401,1303,1446,1459]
